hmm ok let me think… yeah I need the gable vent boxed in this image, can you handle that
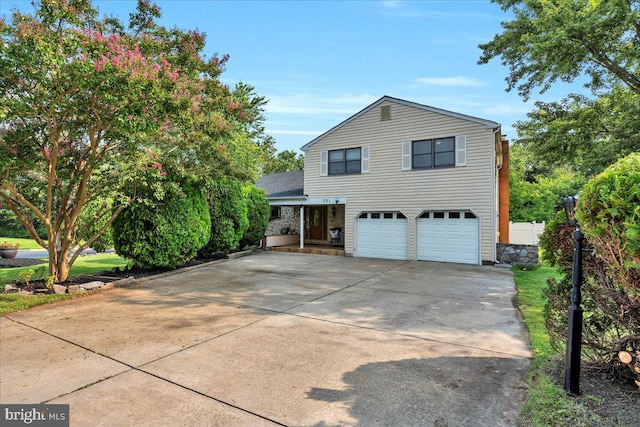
[380,105,391,121]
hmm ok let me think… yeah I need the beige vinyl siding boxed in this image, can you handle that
[304,101,497,262]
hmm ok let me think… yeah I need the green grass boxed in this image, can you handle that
[0,253,127,314]
[513,265,602,426]
[0,237,45,250]
[513,265,558,358]
[0,292,85,314]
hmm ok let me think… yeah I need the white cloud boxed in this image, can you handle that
[265,93,379,116]
[265,129,324,136]
[416,76,487,87]
[483,103,533,115]
[382,1,404,8]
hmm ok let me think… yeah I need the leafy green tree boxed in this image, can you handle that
[509,143,585,222]
[0,0,250,281]
[480,1,640,176]
[479,0,640,100]
[514,87,640,176]
[263,149,305,175]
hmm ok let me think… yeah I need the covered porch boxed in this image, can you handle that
[263,197,346,251]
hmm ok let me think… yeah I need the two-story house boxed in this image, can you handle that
[257,96,508,265]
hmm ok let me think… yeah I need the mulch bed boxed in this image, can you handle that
[1,253,228,290]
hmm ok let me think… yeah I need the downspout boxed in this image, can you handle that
[492,127,500,264]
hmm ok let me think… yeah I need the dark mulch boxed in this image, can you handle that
[0,257,47,268]
[95,254,226,281]
[2,253,228,290]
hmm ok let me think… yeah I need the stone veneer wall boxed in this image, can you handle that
[496,243,539,265]
[266,206,300,236]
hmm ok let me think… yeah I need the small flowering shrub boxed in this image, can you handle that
[113,164,211,268]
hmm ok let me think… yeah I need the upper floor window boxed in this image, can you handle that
[329,148,361,175]
[412,137,455,169]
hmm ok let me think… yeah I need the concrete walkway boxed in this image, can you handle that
[1,252,531,426]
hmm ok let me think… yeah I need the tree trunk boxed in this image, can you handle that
[56,256,70,283]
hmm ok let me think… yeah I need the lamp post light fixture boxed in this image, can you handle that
[562,195,584,395]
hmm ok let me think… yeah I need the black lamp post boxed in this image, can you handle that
[562,195,583,395]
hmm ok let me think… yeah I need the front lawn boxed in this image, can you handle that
[0,253,127,314]
[0,237,45,250]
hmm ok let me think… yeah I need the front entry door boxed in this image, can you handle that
[306,206,326,241]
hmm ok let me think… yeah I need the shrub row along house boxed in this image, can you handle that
[257,96,509,265]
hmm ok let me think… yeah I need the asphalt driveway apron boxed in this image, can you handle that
[1,252,531,426]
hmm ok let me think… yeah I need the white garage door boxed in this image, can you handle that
[417,211,479,264]
[356,212,408,260]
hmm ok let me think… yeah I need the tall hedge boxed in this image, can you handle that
[577,153,640,290]
[112,169,211,269]
[240,185,270,248]
[200,178,249,255]
[539,153,640,385]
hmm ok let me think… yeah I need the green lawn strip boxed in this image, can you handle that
[513,265,602,426]
[513,266,557,358]
[0,292,84,315]
[0,237,45,250]
[0,253,127,314]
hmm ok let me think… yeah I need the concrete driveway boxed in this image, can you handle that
[1,252,531,426]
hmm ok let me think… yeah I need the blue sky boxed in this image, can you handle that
[2,0,584,153]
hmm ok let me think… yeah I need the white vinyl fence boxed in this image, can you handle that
[509,221,546,245]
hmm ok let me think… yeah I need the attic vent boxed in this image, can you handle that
[380,105,391,121]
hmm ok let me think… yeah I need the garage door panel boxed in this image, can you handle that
[417,212,479,265]
[356,213,408,260]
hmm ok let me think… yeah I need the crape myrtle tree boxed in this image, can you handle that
[0,0,253,282]
[479,0,640,175]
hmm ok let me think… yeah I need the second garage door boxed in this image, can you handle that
[355,212,408,260]
[417,211,479,264]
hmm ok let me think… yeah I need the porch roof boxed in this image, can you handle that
[255,170,304,198]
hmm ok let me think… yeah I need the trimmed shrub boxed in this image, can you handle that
[200,178,249,255]
[577,153,640,291]
[240,185,269,248]
[112,166,211,269]
[540,154,640,385]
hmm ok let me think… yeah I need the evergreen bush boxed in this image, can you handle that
[199,178,249,255]
[240,185,269,248]
[112,165,211,268]
[539,154,640,385]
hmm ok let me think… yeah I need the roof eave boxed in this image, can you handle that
[300,95,500,152]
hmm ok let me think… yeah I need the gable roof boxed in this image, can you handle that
[255,170,304,198]
[300,95,500,152]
